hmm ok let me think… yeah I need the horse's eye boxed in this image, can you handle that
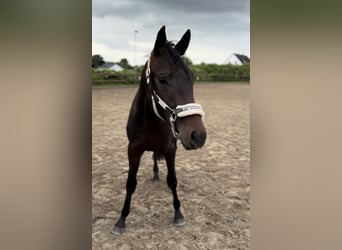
[158,75,168,85]
[159,79,167,85]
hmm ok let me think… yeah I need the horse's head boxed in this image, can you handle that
[147,26,207,150]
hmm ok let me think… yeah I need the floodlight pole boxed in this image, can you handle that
[134,30,138,68]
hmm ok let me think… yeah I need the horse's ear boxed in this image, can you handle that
[153,26,167,56]
[175,29,191,56]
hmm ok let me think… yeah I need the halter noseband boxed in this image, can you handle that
[145,59,205,139]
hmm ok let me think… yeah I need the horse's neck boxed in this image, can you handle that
[135,72,155,121]
[134,62,165,126]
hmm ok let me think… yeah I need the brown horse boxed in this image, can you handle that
[113,26,207,235]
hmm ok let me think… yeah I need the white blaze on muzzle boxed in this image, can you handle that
[146,59,205,139]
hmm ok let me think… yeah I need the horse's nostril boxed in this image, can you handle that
[191,131,200,146]
[190,130,206,148]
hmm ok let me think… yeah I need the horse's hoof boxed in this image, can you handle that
[151,176,160,183]
[152,178,160,184]
[111,226,124,235]
[174,217,185,227]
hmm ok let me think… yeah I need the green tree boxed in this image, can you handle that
[92,54,105,68]
[118,58,133,69]
[189,62,249,81]
[182,56,193,67]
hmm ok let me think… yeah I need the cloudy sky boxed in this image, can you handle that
[92,0,249,65]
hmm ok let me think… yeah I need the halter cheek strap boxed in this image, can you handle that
[146,60,168,121]
[151,90,169,121]
[145,59,205,139]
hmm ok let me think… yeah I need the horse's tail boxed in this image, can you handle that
[153,151,164,161]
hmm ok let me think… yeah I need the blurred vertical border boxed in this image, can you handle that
[0,1,91,250]
[2,0,342,249]
[251,0,342,249]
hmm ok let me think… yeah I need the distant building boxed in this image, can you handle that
[224,53,250,65]
[97,62,123,71]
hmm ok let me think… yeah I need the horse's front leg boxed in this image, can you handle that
[152,151,160,183]
[112,143,143,235]
[165,149,185,226]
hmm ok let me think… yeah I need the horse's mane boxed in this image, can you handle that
[165,41,182,65]
[164,41,192,78]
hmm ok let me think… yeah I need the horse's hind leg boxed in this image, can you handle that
[112,144,143,235]
[152,152,160,183]
[165,150,185,226]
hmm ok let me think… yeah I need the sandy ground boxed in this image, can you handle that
[92,83,250,249]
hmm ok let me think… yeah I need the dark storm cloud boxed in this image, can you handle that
[92,0,141,19]
[92,0,249,64]
[93,0,249,18]
[93,0,249,37]
[146,0,248,14]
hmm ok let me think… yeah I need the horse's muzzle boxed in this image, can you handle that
[189,130,207,149]
[176,115,207,150]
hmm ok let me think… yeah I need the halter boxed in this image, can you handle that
[145,59,205,139]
